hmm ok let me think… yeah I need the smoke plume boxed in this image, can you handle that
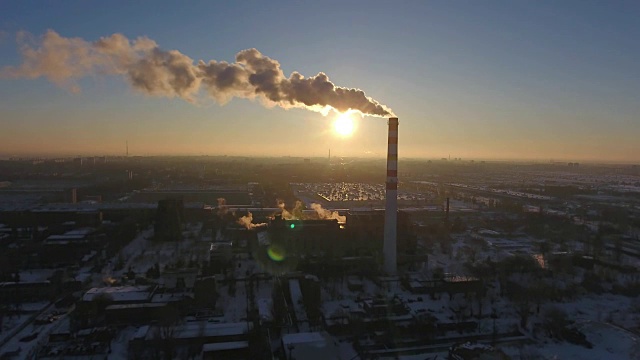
[276,199,294,220]
[292,200,304,219]
[310,203,346,223]
[276,199,305,220]
[216,198,228,218]
[237,211,267,230]
[2,30,394,116]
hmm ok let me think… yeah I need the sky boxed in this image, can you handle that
[1,1,639,162]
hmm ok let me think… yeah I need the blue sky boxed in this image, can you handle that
[1,1,639,161]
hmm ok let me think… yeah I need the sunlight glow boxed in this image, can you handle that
[333,112,357,137]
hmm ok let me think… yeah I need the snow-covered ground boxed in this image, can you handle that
[0,301,50,345]
[108,326,138,359]
[96,225,209,287]
[503,321,640,360]
[0,305,68,359]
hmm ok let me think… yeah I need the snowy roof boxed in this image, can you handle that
[151,292,194,303]
[282,332,325,345]
[81,250,97,262]
[0,280,50,286]
[258,298,273,322]
[64,227,95,236]
[46,234,86,242]
[157,322,250,341]
[477,229,500,236]
[158,269,198,288]
[455,342,494,351]
[282,332,341,360]
[322,300,358,319]
[45,227,96,243]
[105,302,167,311]
[202,341,249,352]
[132,325,150,340]
[18,268,54,282]
[82,285,155,302]
[401,206,442,212]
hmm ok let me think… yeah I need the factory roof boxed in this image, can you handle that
[45,227,97,243]
[82,285,155,302]
[282,332,325,345]
[132,325,150,340]
[282,332,341,360]
[169,322,250,340]
[258,298,273,322]
[105,302,167,311]
[202,341,249,352]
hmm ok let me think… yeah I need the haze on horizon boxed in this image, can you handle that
[1,1,639,163]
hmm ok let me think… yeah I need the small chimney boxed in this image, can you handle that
[69,188,77,204]
[446,197,450,219]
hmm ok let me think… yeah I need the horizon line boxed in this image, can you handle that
[0,153,638,166]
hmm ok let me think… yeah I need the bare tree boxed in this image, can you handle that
[154,306,180,360]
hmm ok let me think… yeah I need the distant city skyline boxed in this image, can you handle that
[1,1,639,162]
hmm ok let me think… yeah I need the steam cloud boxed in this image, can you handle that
[216,198,228,217]
[277,199,301,220]
[277,200,344,222]
[310,203,346,223]
[237,212,267,230]
[2,30,394,117]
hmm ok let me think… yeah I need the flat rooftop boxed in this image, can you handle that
[82,285,155,302]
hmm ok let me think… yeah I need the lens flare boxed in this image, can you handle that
[267,245,286,262]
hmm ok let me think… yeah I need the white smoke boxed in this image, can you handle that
[2,30,394,116]
[236,212,267,229]
[276,199,298,220]
[310,203,346,223]
[216,197,228,218]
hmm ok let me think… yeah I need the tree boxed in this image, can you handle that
[154,306,181,360]
[614,236,624,262]
[92,293,114,315]
[515,296,531,330]
[127,266,136,281]
[542,306,570,338]
[592,233,604,260]
[538,241,551,257]
[451,216,466,233]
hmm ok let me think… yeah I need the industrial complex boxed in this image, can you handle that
[1,121,640,359]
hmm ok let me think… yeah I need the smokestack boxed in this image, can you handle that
[126,140,129,157]
[446,197,450,219]
[384,117,398,274]
[69,188,77,204]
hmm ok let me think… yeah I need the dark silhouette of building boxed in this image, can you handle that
[155,199,184,241]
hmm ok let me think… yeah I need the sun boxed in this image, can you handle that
[333,112,356,137]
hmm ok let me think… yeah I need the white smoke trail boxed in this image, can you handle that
[2,30,394,117]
